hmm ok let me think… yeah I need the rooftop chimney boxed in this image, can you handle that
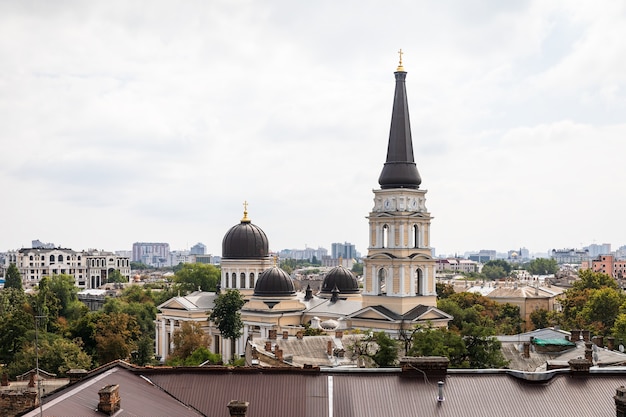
[282,331,289,340]
[227,400,249,417]
[400,357,449,381]
[568,358,591,376]
[97,384,121,415]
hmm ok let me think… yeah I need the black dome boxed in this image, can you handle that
[320,266,360,294]
[222,219,269,259]
[253,266,295,297]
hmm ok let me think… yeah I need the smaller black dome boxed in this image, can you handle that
[254,266,295,297]
[320,266,360,294]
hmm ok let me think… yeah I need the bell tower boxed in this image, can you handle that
[362,52,437,315]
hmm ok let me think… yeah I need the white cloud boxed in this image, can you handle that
[1,1,626,257]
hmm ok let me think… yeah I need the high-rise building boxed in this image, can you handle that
[190,242,206,255]
[331,242,357,260]
[132,242,170,267]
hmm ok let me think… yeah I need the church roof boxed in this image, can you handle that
[253,266,296,297]
[378,61,422,190]
[222,207,269,259]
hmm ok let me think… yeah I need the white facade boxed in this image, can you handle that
[4,248,131,289]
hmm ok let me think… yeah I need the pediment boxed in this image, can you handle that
[407,306,453,323]
[347,306,398,322]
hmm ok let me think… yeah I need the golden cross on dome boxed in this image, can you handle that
[397,48,404,71]
[241,200,250,222]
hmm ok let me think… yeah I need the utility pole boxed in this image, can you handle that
[34,314,46,417]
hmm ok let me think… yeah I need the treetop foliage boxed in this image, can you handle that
[209,289,245,341]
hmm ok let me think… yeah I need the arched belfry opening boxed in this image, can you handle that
[415,268,423,296]
[378,268,387,295]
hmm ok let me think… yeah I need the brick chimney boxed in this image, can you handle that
[227,400,249,417]
[608,337,616,351]
[522,342,530,358]
[264,341,272,352]
[615,386,626,417]
[327,340,333,356]
[570,329,581,342]
[276,349,283,362]
[400,357,449,381]
[593,335,604,347]
[1,373,9,387]
[296,331,303,340]
[582,329,591,342]
[335,331,343,339]
[97,384,121,415]
[282,331,289,340]
[585,342,593,362]
[568,358,591,376]
[268,330,277,340]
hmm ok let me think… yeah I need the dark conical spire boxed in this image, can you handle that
[378,55,422,189]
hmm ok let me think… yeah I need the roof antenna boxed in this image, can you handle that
[437,381,445,404]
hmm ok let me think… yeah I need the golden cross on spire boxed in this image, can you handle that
[397,48,404,71]
[241,200,250,222]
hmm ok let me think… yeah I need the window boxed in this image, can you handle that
[415,268,423,295]
[240,273,245,288]
[378,268,387,295]
[231,273,236,288]
[382,225,389,248]
[58,255,63,262]
[249,273,255,288]
[412,225,419,248]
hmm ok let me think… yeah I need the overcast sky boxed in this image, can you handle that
[1,1,625,258]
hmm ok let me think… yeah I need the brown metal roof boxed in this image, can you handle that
[22,366,204,417]
[21,362,626,417]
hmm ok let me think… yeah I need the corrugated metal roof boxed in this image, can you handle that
[146,371,328,417]
[21,362,626,417]
[22,366,203,417]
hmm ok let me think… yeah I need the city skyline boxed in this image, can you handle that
[2,2,626,257]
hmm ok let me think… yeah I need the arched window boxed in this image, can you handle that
[225,273,229,288]
[412,225,419,248]
[240,273,246,288]
[415,268,423,296]
[231,273,236,288]
[382,225,389,248]
[378,268,387,295]
[58,255,63,262]
[29,255,34,261]
[249,273,255,288]
[50,255,55,263]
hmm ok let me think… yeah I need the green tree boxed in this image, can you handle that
[33,276,61,331]
[530,308,551,330]
[482,265,506,280]
[483,260,512,276]
[526,258,558,275]
[132,335,155,366]
[107,269,128,284]
[209,290,245,358]
[436,283,455,299]
[461,323,508,368]
[95,312,141,364]
[409,325,466,367]
[170,321,210,361]
[371,332,398,367]
[351,262,363,275]
[4,263,23,291]
[7,336,92,378]
[175,263,220,293]
[48,274,80,318]
[0,288,34,362]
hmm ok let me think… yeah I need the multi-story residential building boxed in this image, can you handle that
[584,243,612,258]
[551,248,589,265]
[278,246,328,262]
[331,242,358,260]
[132,242,170,267]
[581,254,626,279]
[436,258,479,274]
[4,247,130,289]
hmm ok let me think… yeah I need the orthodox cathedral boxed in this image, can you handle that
[156,56,452,362]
